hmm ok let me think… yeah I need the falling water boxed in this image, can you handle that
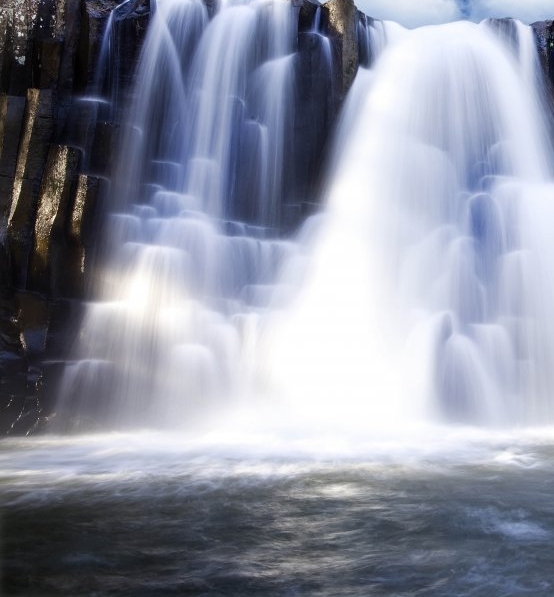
[358,17,388,67]
[264,19,554,430]
[56,0,298,429]
[57,4,554,433]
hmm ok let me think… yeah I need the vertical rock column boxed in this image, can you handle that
[0,93,25,220]
[30,144,80,295]
[291,1,336,220]
[6,88,54,287]
[532,21,554,93]
[322,0,360,102]
[288,0,366,226]
[61,173,100,297]
[0,0,151,434]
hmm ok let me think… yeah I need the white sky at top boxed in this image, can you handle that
[355,0,459,27]
[354,0,554,27]
[471,0,554,23]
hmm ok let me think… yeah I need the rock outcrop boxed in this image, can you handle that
[322,0,360,100]
[0,0,150,434]
[532,20,554,108]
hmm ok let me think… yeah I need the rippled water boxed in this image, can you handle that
[1,428,554,595]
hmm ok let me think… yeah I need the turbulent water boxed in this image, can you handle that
[2,430,554,595]
[4,1,554,595]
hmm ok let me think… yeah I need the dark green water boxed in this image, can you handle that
[1,429,554,596]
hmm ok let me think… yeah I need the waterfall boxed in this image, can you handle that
[56,0,298,429]
[264,19,554,429]
[57,3,554,432]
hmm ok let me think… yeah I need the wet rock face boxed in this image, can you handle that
[322,0,359,101]
[288,0,376,218]
[291,29,335,215]
[297,0,320,31]
[6,89,55,288]
[78,0,150,100]
[0,0,151,434]
[30,144,81,294]
[531,20,554,145]
[0,0,66,96]
[532,20,554,89]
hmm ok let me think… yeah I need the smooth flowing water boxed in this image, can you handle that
[3,2,554,594]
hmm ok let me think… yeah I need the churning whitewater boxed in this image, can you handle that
[57,1,554,433]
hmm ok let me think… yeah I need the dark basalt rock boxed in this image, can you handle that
[531,19,554,138]
[30,144,81,295]
[532,20,554,89]
[289,30,335,216]
[297,0,320,32]
[0,0,154,434]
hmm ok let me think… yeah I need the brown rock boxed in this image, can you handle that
[322,0,360,99]
[6,88,54,287]
[30,144,80,294]
[65,173,100,296]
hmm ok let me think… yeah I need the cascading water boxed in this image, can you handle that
[264,18,554,430]
[57,3,554,434]
[56,0,298,428]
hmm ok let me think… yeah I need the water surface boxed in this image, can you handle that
[2,428,553,595]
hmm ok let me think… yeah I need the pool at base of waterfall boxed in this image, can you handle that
[1,427,553,596]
